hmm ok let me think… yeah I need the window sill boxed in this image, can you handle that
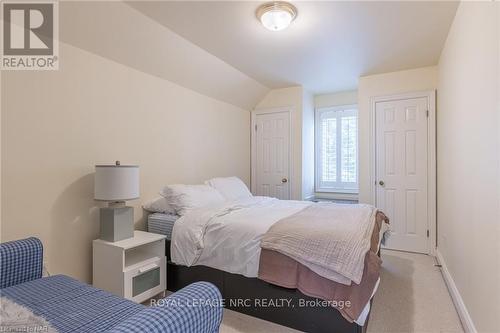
[315,188,359,195]
[314,192,359,201]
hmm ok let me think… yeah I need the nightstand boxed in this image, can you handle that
[93,231,166,303]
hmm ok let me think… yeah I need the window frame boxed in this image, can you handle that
[315,104,359,194]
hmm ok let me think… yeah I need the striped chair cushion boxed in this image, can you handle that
[147,213,179,240]
[108,282,223,333]
[1,275,143,333]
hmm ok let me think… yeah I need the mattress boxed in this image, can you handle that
[147,213,179,240]
[171,197,389,279]
[170,197,389,326]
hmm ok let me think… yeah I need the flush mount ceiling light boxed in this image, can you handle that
[256,2,297,31]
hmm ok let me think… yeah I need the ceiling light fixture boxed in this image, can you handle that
[256,2,297,32]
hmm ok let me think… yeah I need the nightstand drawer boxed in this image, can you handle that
[93,231,167,303]
[123,256,166,303]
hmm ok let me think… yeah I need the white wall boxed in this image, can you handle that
[254,86,304,200]
[1,42,251,283]
[314,90,357,109]
[59,2,268,110]
[357,67,438,203]
[0,71,2,239]
[302,90,315,199]
[437,2,499,332]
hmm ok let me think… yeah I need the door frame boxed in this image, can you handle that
[369,90,436,255]
[251,107,293,199]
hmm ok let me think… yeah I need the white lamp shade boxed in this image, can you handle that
[94,165,139,201]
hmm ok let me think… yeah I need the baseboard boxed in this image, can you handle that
[436,249,477,333]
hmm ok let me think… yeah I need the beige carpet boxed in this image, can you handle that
[220,250,463,333]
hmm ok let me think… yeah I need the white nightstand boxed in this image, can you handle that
[93,230,167,303]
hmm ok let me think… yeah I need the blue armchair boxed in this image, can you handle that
[0,237,43,289]
[0,238,223,333]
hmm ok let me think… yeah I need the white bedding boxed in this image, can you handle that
[171,196,310,276]
[170,196,386,326]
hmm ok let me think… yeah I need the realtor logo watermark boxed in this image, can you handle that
[1,0,58,70]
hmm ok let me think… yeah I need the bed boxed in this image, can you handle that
[147,190,388,333]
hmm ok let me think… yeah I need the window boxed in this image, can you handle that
[315,105,358,193]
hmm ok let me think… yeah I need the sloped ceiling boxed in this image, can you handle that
[58,1,269,110]
[58,1,458,108]
[127,1,459,94]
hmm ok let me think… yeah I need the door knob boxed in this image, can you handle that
[282,178,288,183]
[379,181,385,186]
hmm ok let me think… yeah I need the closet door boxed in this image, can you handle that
[252,109,291,200]
[375,97,429,253]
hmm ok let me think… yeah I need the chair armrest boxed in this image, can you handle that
[0,237,43,289]
[108,282,223,333]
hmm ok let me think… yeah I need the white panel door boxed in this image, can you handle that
[254,111,290,200]
[376,97,429,253]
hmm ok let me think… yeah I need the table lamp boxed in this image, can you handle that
[94,161,139,242]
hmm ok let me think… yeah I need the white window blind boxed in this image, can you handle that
[315,105,359,193]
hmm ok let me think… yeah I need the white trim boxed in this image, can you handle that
[369,90,437,255]
[251,107,293,200]
[436,249,477,333]
[303,194,316,201]
[315,104,359,193]
[314,192,359,201]
[428,91,437,256]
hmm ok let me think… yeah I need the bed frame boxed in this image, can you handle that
[165,241,370,333]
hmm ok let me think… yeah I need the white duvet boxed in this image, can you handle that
[170,196,385,326]
[171,196,310,277]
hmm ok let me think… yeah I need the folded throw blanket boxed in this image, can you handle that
[0,296,58,333]
[260,203,378,285]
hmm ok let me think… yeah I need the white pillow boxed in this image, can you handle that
[205,177,252,201]
[142,197,176,214]
[160,184,225,215]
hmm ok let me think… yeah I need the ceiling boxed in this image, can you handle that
[127,1,459,94]
[58,2,268,110]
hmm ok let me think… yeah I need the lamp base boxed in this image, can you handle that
[99,206,134,242]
